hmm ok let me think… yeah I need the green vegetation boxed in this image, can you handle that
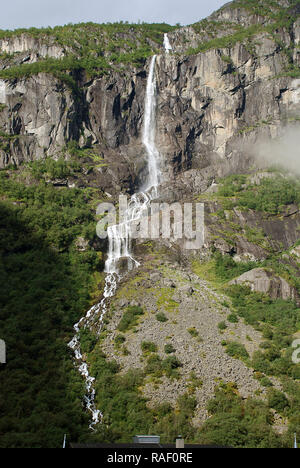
[188,0,300,81]
[228,313,239,323]
[0,169,104,447]
[228,286,300,336]
[267,388,290,414]
[156,287,179,314]
[226,176,300,215]
[0,22,175,83]
[29,156,81,180]
[196,382,284,448]
[192,165,300,445]
[187,24,264,56]
[117,305,144,332]
[217,174,300,215]
[114,334,126,349]
[0,173,98,251]
[187,372,203,393]
[89,347,197,443]
[218,321,228,331]
[141,341,158,354]
[214,251,258,283]
[145,353,182,379]
[164,343,176,354]
[156,312,168,322]
[79,329,98,354]
[187,327,199,338]
[225,341,250,362]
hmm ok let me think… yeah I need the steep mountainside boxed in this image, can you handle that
[0,0,300,449]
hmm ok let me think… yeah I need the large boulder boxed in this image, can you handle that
[229,268,299,303]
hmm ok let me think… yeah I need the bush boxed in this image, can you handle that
[227,286,300,335]
[0,195,98,447]
[228,313,239,323]
[141,341,157,353]
[145,354,163,377]
[164,343,176,354]
[218,174,300,216]
[187,327,199,337]
[115,334,126,348]
[156,312,168,322]
[218,321,227,331]
[117,306,144,332]
[252,351,273,375]
[162,356,182,378]
[199,389,283,448]
[0,22,176,83]
[79,328,97,354]
[267,389,290,413]
[259,377,273,388]
[226,342,249,361]
[145,354,182,379]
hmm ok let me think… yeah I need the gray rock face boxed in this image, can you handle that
[229,267,299,302]
[0,12,300,194]
[0,34,66,59]
[0,73,81,166]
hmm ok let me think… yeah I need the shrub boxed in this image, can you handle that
[117,305,144,332]
[267,389,290,413]
[79,328,97,354]
[141,341,157,353]
[218,321,227,331]
[156,312,168,322]
[252,351,273,375]
[226,342,249,361]
[145,354,163,377]
[145,354,182,379]
[164,343,176,354]
[162,356,182,378]
[259,377,273,388]
[115,334,126,348]
[187,327,199,337]
[228,313,239,323]
[227,286,300,335]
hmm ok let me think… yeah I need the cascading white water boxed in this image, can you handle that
[69,53,161,429]
[105,192,151,274]
[68,272,119,427]
[163,33,172,54]
[142,55,160,194]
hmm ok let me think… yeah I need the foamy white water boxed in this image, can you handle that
[163,33,172,54]
[105,192,152,274]
[69,53,161,429]
[142,55,160,194]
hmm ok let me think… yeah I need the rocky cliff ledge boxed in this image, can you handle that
[0,0,299,194]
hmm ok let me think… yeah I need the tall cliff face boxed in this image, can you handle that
[2,1,300,448]
[155,39,300,191]
[0,1,299,196]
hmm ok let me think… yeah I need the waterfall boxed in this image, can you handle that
[105,54,159,274]
[68,53,161,429]
[163,33,172,54]
[142,55,160,194]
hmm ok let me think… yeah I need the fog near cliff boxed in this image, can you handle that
[251,126,300,175]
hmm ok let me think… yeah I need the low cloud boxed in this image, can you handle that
[253,126,300,175]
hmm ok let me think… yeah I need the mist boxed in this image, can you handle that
[252,125,300,175]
